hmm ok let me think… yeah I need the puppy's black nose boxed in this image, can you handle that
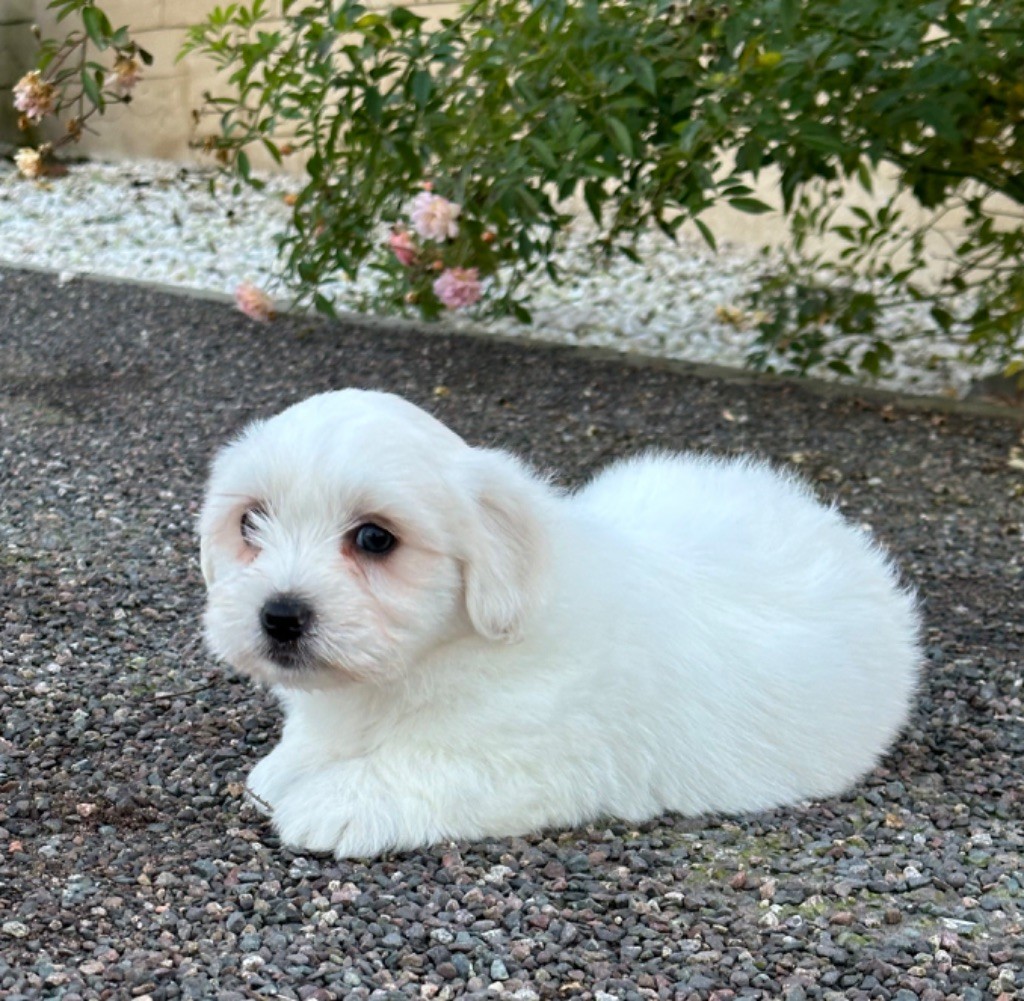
[260,595,314,645]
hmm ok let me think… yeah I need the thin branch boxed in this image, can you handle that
[150,681,219,702]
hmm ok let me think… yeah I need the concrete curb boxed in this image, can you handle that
[4,258,1022,425]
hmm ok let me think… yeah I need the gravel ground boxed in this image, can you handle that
[1,263,1023,1001]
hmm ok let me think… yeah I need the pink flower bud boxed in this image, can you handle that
[389,229,418,267]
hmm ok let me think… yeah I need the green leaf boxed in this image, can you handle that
[625,54,656,96]
[261,138,282,165]
[51,0,83,24]
[779,0,798,37]
[527,136,558,171]
[583,180,605,224]
[393,140,421,175]
[411,69,432,107]
[619,245,642,265]
[355,12,387,29]
[798,123,848,156]
[363,86,383,122]
[694,217,717,251]
[729,197,774,215]
[930,305,954,332]
[390,6,425,31]
[80,67,103,107]
[860,350,882,376]
[676,120,704,156]
[606,117,633,158]
[855,161,874,193]
[824,52,855,72]
[827,359,854,376]
[81,5,113,49]
[313,293,336,317]
[735,139,764,173]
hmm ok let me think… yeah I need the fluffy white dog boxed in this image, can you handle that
[199,388,920,858]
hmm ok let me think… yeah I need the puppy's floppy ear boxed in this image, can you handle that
[459,447,551,643]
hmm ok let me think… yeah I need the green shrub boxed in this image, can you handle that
[182,0,1023,378]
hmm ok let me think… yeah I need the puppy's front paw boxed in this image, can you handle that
[266,762,435,858]
[245,746,300,816]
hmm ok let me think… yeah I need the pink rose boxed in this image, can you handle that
[411,192,461,242]
[389,229,418,267]
[433,267,482,310]
[234,282,276,322]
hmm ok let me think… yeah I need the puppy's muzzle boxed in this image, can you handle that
[260,593,315,653]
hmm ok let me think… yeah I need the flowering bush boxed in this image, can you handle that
[176,0,1020,377]
[11,0,151,177]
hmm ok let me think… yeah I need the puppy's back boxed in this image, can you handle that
[567,451,920,813]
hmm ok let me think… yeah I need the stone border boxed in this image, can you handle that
[4,257,1022,424]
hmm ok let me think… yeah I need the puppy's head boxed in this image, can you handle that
[199,389,551,689]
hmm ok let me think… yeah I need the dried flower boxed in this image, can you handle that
[12,70,56,123]
[714,304,748,327]
[389,229,418,267]
[14,147,44,180]
[113,56,142,95]
[411,192,461,242]
[234,282,276,322]
[434,267,482,310]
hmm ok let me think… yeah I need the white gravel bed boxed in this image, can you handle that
[0,158,980,397]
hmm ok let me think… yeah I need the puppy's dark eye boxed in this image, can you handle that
[353,523,397,555]
[241,506,265,546]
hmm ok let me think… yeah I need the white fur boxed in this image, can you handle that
[199,388,920,858]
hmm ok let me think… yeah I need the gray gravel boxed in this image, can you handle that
[1,264,1022,1000]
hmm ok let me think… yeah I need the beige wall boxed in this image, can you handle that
[2,1,460,161]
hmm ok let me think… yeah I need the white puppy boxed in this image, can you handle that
[199,388,920,858]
